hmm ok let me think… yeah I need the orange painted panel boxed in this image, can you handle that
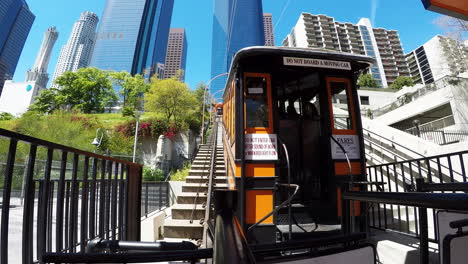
[431,0,468,15]
[335,162,362,175]
[236,164,242,177]
[337,187,361,216]
[246,190,273,224]
[245,163,275,177]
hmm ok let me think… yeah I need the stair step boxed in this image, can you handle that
[163,219,203,239]
[171,203,206,220]
[182,184,208,193]
[182,183,228,193]
[186,176,227,184]
[177,193,207,204]
[189,170,226,176]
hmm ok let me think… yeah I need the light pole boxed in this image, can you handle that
[91,128,105,152]
[201,72,228,144]
[133,111,143,163]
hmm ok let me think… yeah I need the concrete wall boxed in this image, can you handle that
[0,81,40,116]
[374,87,451,126]
[140,130,198,170]
[140,210,167,241]
[374,78,468,131]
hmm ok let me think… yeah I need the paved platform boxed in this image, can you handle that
[370,230,439,264]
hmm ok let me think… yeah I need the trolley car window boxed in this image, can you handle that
[245,76,269,128]
[330,81,353,130]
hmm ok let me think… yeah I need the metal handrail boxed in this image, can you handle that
[0,128,142,264]
[190,121,217,224]
[213,189,255,264]
[343,190,468,264]
[221,121,236,181]
[202,120,218,239]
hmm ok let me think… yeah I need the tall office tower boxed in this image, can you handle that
[163,28,187,81]
[90,0,174,81]
[211,0,265,93]
[0,27,59,115]
[26,27,59,89]
[51,11,98,87]
[282,14,409,87]
[0,0,35,95]
[405,35,468,85]
[263,13,275,46]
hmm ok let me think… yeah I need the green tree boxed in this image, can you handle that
[29,88,60,114]
[357,73,379,88]
[389,76,414,90]
[0,112,14,121]
[110,71,150,113]
[184,82,209,133]
[145,77,197,128]
[32,67,118,113]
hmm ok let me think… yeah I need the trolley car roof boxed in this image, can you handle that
[223,46,376,96]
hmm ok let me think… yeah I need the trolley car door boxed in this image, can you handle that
[242,73,277,241]
[326,77,361,216]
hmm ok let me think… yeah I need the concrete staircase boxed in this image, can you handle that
[163,140,227,241]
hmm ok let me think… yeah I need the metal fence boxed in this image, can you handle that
[0,128,142,264]
[404,127,468,145]
[141,182,171,218]
[366,149,468,241]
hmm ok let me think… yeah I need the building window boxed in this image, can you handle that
[360,96,370,105]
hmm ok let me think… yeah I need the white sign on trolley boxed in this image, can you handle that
[283,57,351,70]
[330,135,360,160]
[245,134,278,160]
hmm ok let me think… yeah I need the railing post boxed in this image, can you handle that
[419,207,429,264]
[213,189,255,264]
[126,165,142,241]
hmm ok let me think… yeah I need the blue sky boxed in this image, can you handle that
[14,0,445,90]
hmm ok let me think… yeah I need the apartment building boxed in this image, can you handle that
[282,13,410,87]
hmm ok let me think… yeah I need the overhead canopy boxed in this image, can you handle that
[422,0,468,20]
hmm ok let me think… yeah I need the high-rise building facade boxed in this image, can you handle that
[90,0,174,80]
[211,0,265,93]
[0,27,59,116]
[405,35,468,85]
[51,11,98,87]
[263,13,275,46]
[163,28,187,81]
[282,13,410,87]
[26,26,58,89]
[0,0,35,95]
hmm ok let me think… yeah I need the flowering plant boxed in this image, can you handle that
[115,118,178,140]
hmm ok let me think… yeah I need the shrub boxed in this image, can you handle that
[170,164,190,181]
[143,167,165,182]
[122,107,135,117]
[0,112,14,121]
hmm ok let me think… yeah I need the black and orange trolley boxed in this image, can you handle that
[221,46,376,257]
[215,103,223,116]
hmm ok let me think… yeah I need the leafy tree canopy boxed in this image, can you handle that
[109,71,150,113]
[145,77,197,129]
[31,68,119,114]
[357,73,379,88]
[389,76,415,90]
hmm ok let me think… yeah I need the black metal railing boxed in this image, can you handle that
[342,191,468,264]
[0,128,142,264]
[202,119,218,244]
[141,181,170,218]
[212,189,256,263]
[394,122,468,145]
[366,149,468,241]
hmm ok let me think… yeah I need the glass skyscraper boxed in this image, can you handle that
[0,0,35,95]
[90,0,174,80]
[211,0,265,94]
